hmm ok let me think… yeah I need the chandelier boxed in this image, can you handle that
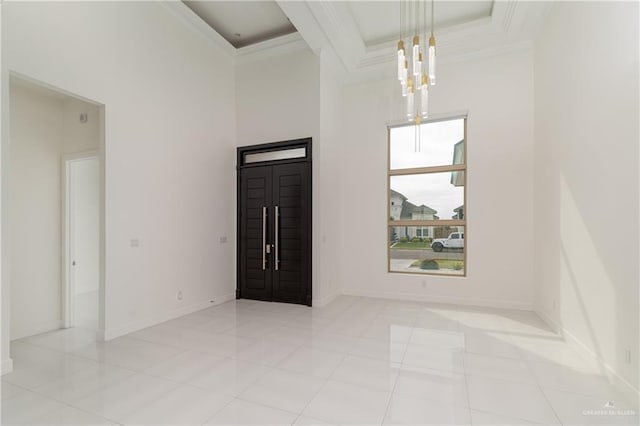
[397,0,436,129]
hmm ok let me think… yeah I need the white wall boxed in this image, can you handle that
[317,51,344,305]
[234,49,330,305]
[63,99,101,298]
[0,2,8,375]
[2,1,237,369]
[63,98,100,155]
[236,49,319,147]
[8,81,100,341]
[340,50,535,309]
[533,2,639,392]
[9,83,65,339]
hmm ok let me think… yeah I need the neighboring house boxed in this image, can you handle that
[452,205,465,233]
[390,189,437,241]
[453,205,464,220]
[451,139,465,187]
[449,141,465,233]
[389,189,406,222]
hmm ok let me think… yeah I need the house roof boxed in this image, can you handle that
[451,140,465,187]
[414,204,438,215]
[390,189,407,201]
[391,189,437,219]
[400,200,437,219]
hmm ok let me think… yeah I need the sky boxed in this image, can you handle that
[390,119,464,218]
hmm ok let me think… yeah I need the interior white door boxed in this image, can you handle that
[69,157,99,329]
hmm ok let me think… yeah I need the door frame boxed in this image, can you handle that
[236,138,313,305]
[62,151,100,329]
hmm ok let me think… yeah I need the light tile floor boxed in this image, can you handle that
[2,296,638,425]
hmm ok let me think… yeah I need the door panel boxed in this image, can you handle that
[71,158,100,297]
[237,141,311,306]
[70,157,100,330]
[272,162,310,305]
[239,166,272,301]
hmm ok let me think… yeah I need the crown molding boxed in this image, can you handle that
[305,0,365,72]
[345,39,533,85]
[160,1,314,65]
[161,0,552,83]
[160,1,236,57]
[341,0,551,83]
[236,33,310,64]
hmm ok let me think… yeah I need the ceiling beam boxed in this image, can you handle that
[276,0,349,78]
[163,0,553,83]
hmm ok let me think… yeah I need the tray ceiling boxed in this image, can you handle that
[168,1,553,81]
[347,1,494,47]
[183,1,296,48]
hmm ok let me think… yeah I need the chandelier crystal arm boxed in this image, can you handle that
[429,0,436,85]
[397,0,437,137]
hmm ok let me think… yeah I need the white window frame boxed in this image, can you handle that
[387,116,467,277]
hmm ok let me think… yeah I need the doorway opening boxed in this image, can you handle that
[6,74,105,352]
[64,154,100,331]
[237,139,312,306]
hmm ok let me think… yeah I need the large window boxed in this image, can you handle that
[388,117,467,276]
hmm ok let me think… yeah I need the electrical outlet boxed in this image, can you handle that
[177,290,183,301]
[219,236,227,243]
[130,238,140,248]
[624,349,631,364]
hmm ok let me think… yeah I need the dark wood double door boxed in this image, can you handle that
[237,140,311,306]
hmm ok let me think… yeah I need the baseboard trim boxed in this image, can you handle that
[341,288,533,311]
[313,291,339,308]
[1,358,14,375]
[104,292,236,341]
[536,308,640,404]
[535,309,560,333]
[10,319,64,341]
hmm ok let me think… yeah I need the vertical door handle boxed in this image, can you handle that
[275,205,280,271]
[262,206,267,271]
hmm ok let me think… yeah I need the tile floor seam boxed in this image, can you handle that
[123,334,189,351]
[5,358,99,391]
[199,395,237,426]
[521,348,565,425]
[4,296,634,426]
[264,375,327,424]
[380,358,402,425]
[463,370,536,386]
[538,381,638,405]
[62,368,183,418]
[12,386,120,426]
[469,407,545,425]
[270,359,343,380]
[1,380,32,401]
[459,339,473,426]
[232,395,303,417]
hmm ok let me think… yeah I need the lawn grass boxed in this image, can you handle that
[391,241,431,249]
